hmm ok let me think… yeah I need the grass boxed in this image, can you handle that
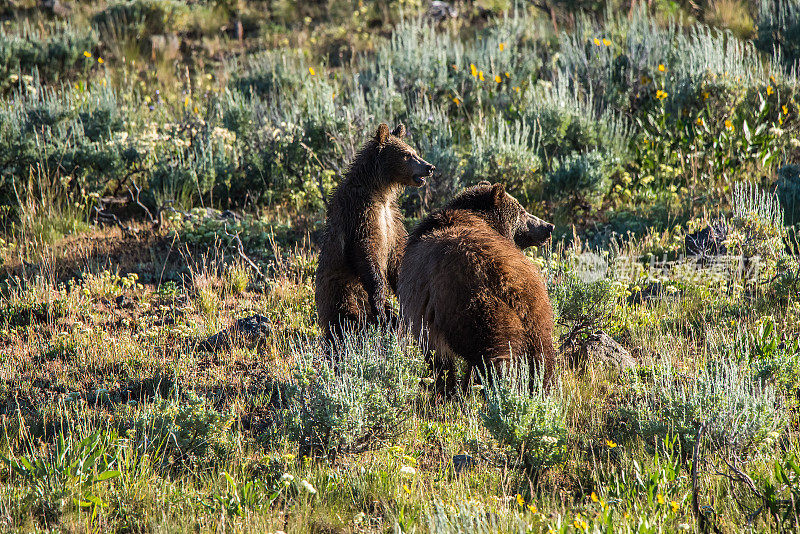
[0,0,799,532]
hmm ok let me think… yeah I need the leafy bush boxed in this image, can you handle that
[621,354,784,455]
[777,164,800,227]
[0,21,98,93]
[466,119,542,200]
[284,327,424,458]
[481,360,568,471]
[756,0,800,69]
[546,150,613,213]
[130,391,234,467]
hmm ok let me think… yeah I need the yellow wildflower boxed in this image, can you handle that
[308,67,316,75]
[605,439,617,448]
[453,96,460,105]
[193,105,199,114]
[505,71,510,78]
[702,91,710,100]
[725,119,734,131]
[499,42,505,51]
[696,117,703,126]
[527,504,537,513]
[470,63,477,77]
[494,74,502,83]
[514,86,520,92]
[602,38,611,46]
[657,494,665,505]
[83,51,92,58]
[97,57,104,64]
[767,85,774,95]
[591,492,599,502]
[516,494,525,506]
[779,116,783,125]
[403,483,411,494]
[184,96,190,107]
[452,64,458,70]
[656,89,668,100]
[658,64,666,72]
[594,38,601,46]
[478,70,484,81]
[671,501,679,512]
[783,104,789,115]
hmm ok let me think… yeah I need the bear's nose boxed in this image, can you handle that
[546,223,555,233]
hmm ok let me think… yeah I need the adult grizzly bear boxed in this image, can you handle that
[316,123,435,348]
[398,182,556,394]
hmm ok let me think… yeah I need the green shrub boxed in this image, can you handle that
[546,150,613,213]
[777,164,800,227]
[130,391,234,467]
[481,360,568,471]
[620,354,784,455]
[93,0,188,39]
[465,119,542,200]
[284,327,424,458]
[0,21,98,93]
[756,0,800,70]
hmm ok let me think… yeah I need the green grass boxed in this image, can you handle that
[1,0,799,531]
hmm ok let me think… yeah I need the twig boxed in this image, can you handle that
[222,222,263,278]
[692,422,708,531]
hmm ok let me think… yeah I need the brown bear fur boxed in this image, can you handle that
[398,182,556,393]
[315,123,435,347]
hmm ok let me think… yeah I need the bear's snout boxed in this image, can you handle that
[514,213,554,249]
[412,158,436,186]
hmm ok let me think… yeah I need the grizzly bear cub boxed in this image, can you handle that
[398,182,556,393]
[316,123,435,347]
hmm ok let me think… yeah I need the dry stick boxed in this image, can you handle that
[692,422,708,532]
[222,222,263,278]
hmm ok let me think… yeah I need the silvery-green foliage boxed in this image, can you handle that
[776,164,800,226]
[285,327,424,456]
[756,0,800,70]
[546,150,613,211]
[406,96,462,206]
[622,354,784,454]
[559,7,777,112]
[522,76,630,164]
[481,359,568,471]
[0,20,99,93]
[425,500,528,534]
[131,390,234,467]
[465,118,542,198]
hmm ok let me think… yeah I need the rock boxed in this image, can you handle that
[149,34,181,61]
[196,314,272,352]
[426,1,458,21]
[452,454,477,474]
[685,222,727,257]
[567,332,636,372]
[627,281,665,305]
[39,0,71,17]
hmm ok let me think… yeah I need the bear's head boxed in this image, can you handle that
[373,123,435,187]
[448,181,554,248]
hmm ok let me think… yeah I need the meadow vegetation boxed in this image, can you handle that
[0,0,799,531]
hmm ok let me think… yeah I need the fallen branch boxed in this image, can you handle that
[222,222,263,278]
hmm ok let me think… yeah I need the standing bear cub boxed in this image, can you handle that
[316,123,435,347]
[398,182,556,393]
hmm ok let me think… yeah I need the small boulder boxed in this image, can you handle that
[685,222,727,257]
[452,454,477,474]
[566,332,636,372]
[197,314,272,352]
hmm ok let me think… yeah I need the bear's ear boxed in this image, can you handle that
[391,123,406,138]
[477,180,491,187]
[491,183,506,205]
[375,123,390,145]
